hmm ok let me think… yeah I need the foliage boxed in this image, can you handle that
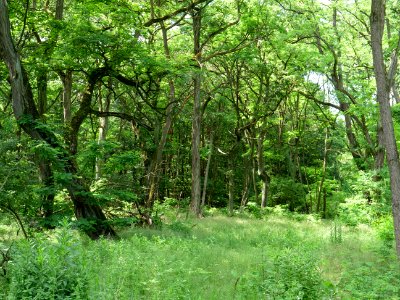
[270,176,307,212]
[7,223,88,299]
[0,0,399,260]
[373,214,395,251]
[338,262,400,299]
[1,211,400,298]
[238,248,326,299]
[338,168,391,226]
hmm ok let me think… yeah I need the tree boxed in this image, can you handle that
[370,0,400,257]
[0,0,116,239]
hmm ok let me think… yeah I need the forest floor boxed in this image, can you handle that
[1,210,400,299]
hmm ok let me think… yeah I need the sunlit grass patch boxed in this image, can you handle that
[3,212,400,299]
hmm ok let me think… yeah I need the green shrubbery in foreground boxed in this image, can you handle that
[1,211,400,299]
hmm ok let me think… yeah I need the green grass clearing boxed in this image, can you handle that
[3,214,400,299]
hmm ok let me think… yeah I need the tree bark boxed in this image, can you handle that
[60,70,72,124]
[227,163,234,217]
[371,0,400,257]
[95,79,111,180]
[37,70,47,117]
[257,131,270,208]
[38,158,55,220]
[374,122,385,170]
[55,0,64,20]
[201,132,213,208]
[190,8,202,217]
[393,86,400,104]
[35,68,55,221]
[145,20,177,210]
[316,127,330,212]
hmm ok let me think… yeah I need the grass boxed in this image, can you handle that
[2,211,400,299]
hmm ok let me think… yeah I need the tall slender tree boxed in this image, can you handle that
[370,0,400,257]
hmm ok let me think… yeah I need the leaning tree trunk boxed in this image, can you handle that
[371,0,400,258]
[227,162,234,217]
[146,21,177,210]
[201,132,213,208]
[0,0,116,239]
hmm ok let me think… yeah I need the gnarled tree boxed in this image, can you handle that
[0,0,116,239]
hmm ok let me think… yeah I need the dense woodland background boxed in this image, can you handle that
[1,0,400,297]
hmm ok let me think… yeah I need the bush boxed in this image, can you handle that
[270,177,307,212]
[373,214,395,254]
[7,224,87,299]
[238,248,327,299]
[338,195,373,226]
[244,201,263,218]
[339,263,400,298]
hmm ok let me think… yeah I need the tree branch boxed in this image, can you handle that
[203,39,249,62]
[16,0,29,48]
[144,0,213,27]
[200,15,240,51]
[90,110,153,131]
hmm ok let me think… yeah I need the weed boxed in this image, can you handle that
[7,223,88,299]
[2,212,400,299]
[330,219,343,244]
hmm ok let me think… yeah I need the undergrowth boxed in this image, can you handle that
[2,212,400,299]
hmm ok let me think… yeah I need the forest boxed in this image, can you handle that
[1,0,400,298]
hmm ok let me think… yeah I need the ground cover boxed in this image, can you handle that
[1,212,400,299]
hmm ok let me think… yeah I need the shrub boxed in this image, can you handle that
[338,195,373,226]
[339,263,400,298]
[270,177,307,212]
[373,214,395,254]
[244,201,263,218]
[7,224,87,299]
[238,248,326,299]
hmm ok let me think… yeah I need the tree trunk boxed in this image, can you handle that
[316,127,330,212]
[55,0,64,20]
[374,122,385,170]
[331,6,374,169]
[240,156,251,210]
[393,86,400,104]
[65,162,115,239]
[201,132,213,208]
[0,0,116,239]
[38,158,55,220]
[371,0,400,257]
[95,79,111,180]
[36,66,55,223]
[60,70,72,125]
[322,188,327,219]
[190,9,202,217]
[146,21,177,210]
[37,70,47,117]
[257,131,270,208]
[250,137,259,203]
[227,164,234,217]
